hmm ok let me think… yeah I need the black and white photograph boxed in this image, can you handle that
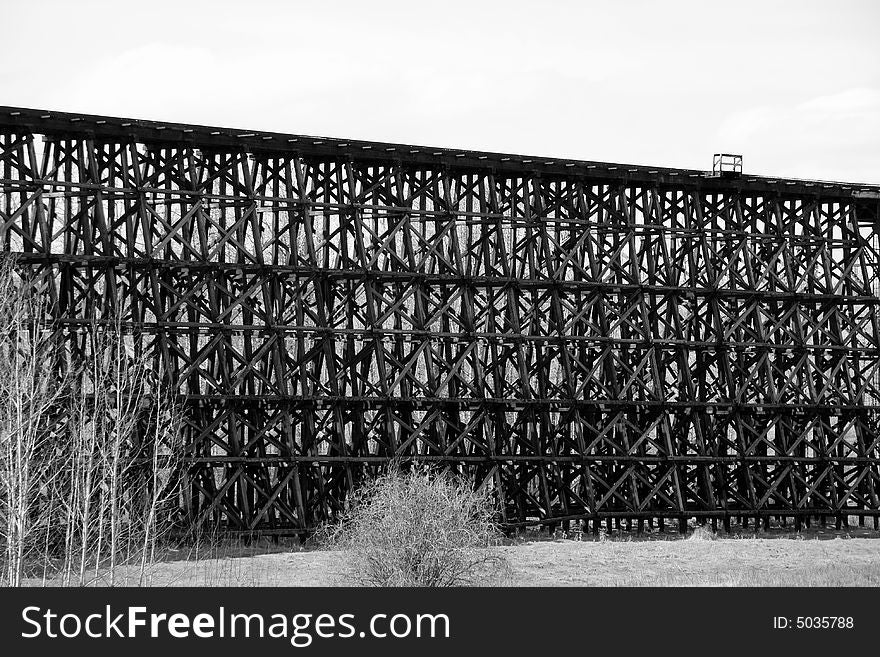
[0,0,877,652]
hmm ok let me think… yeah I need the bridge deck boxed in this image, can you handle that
[2,105,878,199]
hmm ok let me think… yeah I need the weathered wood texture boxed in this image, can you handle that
[2,107,880,534]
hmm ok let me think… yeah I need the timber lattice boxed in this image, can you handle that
[2,106,880,535]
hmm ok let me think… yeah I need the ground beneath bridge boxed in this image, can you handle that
[129,527,880,587]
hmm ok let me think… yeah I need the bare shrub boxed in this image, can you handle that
[322,464,507,587]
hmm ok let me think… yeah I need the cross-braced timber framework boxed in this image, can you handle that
[2,106,880,536]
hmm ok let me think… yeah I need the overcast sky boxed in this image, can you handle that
[2,0,878,182]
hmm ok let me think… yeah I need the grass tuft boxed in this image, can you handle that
[688,524,717,542]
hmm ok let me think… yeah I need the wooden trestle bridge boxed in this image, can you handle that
[2,106,880,535]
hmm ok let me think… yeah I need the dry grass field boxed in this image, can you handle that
[93,526,880,587]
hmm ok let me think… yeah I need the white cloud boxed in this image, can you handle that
[717,107,781,142]
[716,88,880,182]
[40,43,219,120]
[798,87,880,114]
[2,1,876,180]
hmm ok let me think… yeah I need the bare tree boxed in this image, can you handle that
[0,255,64,586]
[0,255,184,586]
[57,319,184,586]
